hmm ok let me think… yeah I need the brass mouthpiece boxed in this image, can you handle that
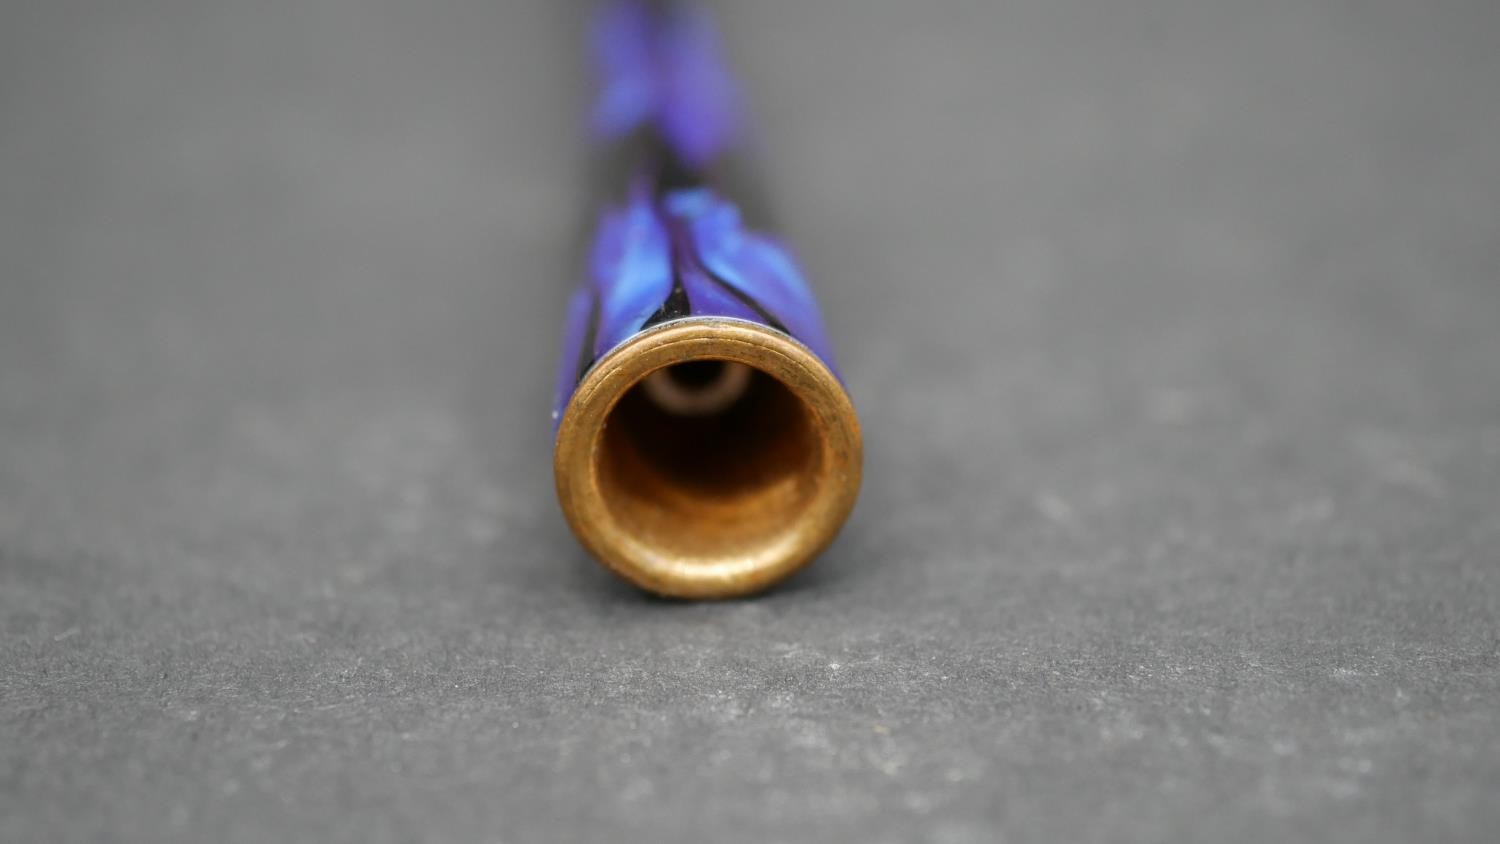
[554,319,862,598]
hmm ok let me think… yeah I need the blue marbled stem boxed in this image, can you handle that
[552,0,838,429]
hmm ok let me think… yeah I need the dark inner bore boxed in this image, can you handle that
[663,359,729,390]
[595,361,823,560]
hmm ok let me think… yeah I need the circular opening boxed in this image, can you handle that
[595,359,825,564]
[554,319,861,597]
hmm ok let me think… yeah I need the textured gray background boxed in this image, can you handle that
[3,1,1499,841]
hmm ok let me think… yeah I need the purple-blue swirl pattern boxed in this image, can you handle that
[588,181,672,358]
[588,0,740,169]
[553,1,838,429]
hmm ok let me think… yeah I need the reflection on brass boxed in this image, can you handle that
[554,318,862,599]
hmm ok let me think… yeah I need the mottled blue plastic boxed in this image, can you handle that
[587,0,740,168]
[553,0,837,429]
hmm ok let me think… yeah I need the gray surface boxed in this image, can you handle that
[2,0,1499,841]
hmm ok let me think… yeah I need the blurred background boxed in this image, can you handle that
[2,1,1497,842]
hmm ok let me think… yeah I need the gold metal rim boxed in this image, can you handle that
[554,318,862,599]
